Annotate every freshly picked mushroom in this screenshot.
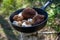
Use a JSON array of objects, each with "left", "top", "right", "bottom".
[
  {"left": 22, "top": 21, "right": 32, "bottom": 27},
  {"left": 18, "top": 12, "right": 22, "bottom": 16},
  {"left": 12, "top": 21, "right": 19, "bottom": 26},
  {"left": 12, "top": 21, "right": 22, "bottom": 26},
  {"left": 32, "top": 14, "right": 45, "bottom": 24},
  {"left": 13, "top": 15, "right": 24, "bottom": 21},
  {"left": 18, "top": 21, "right": 22, "bottom": 26},
  {"left": 22, "top": 7, "right": 37, "bottom": 19},
  {"left": 17, "top": 16, "right": 24, "bottom": 21},
  {"left": 13, "top": 15, "right": 18, "bottom": 21}
]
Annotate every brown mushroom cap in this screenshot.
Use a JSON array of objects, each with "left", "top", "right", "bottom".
[
  {"left": 13, "top": 15, "right": 18, "bottom": 21},
  {"left": 13, "top": 15, "right": 24, "bottom": 21},
  {"left": 22, "top": 8, "right": 37, "bottom": 19},
  {"left": 17, "top": 16, "right": 24, "bottom": 21},
  {"left": 32, "top": 15, "right": 45, "bottom": 24}
]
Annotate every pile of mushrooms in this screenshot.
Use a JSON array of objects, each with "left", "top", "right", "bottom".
[{"left": 12, "top": 8, "right": 45, "bottom": 27}]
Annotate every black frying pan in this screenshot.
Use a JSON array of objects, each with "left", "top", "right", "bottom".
[{"left": 9, "top": 0, "right": 53, "bottom": 33}]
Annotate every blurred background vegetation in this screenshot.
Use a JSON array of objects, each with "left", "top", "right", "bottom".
[{"left": 0, "top": 0, "right": 60, "bottom": 32}]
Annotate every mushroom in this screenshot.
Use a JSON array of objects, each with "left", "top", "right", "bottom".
[
  {"left": 28, "top": 18, "right": 32, "bottom": 22},
  {"left": 13, "top": 15, "right": 18, "bottom": 21},
  {"left": 12, "top": 21, "right": 22, "bottom": 26},
  {"left": 18, "top": 12, "right": 22, "bottom": 16},
  {"left": 22, "top": 7, "right": 37, "bottom": 19},
  {"left": 13, "top": 15, "right": 24, "bottom": 21},
  {"left": 17, "top": 16, "right": 24, "bottom": 21},
  {"left": 12, "top": 21, "right": 19, "bottom": 26},
  {"left": 32, "top": 14, "right": 45, "bottom": 24},
  {"left": 18, "top": 21, "right": 22, "bottom": 26},
  {"left": 22, "top": 21, "right": 32, "bottom": 27},
  {"left": 27, "top": 18, "right": 33, "bottom": 24}
]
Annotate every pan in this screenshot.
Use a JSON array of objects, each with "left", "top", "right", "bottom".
[{"left": 9, "top": 0, "right": 53, "bottom": 33}]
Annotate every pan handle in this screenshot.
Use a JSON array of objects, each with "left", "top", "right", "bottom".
[{"left": 41, "top": 0, "right": 53, "bottom": 10}]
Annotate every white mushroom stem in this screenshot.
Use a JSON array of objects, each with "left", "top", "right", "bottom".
[
  {"left": 28, "top": 18, "right": 33, "bottom": 22},
  {"left": 12, "top": 21, "right": 19, "bottom": 26},
  {"left": 18, "top": 21, "right": 22, "bottom": 26},
  {"left": 18, "top": 12, "right": 22, "bottom": 16},
  {"left": 22, "top": 22, "right": 32, "bottom": 27}
]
